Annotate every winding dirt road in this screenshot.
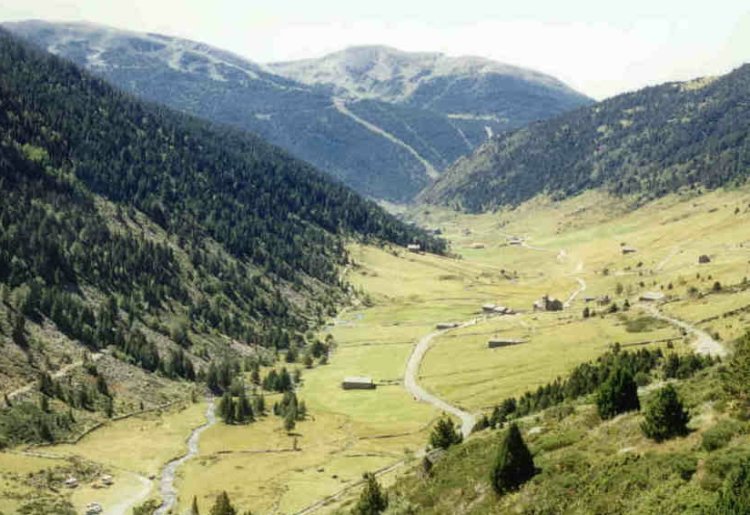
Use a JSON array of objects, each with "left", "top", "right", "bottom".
[
  {"left": 404, "top": 322, "right": 477, "bottom": 439},
  {"left": 640, "top": 303, "right": 727, "bottom": 358},
  {"left": 154, "top": 399, "right": 216, "bottom": 515}
]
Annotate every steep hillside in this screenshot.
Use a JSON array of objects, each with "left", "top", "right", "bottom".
[
  {"left": 384, "top": 342, "right": 749, "bottom": 514},
  {"left": 421, "top": 66, "right": 750, "bottom": 211},
  {"left": 0, "top": 28, "right": 439, "bottom": 445},
  {"left": 5, "top": 22, "right": 591, "bottom": 201}
]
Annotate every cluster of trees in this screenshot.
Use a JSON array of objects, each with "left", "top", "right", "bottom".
[
  {"left": 476, "top": 347, "right": 714, "bottom": 430},
  {"left": 217, "top": 389, "right": 254, "bottom": 425},
  {"left": 429, "top": 415, "right": 463, "bottom": 450},
  {"left": 261, "top": 368, "right": 296, "bottom": 393},
  {"left": 187, "top": 491, "right": 253, "bottom": 515},
  {"left": 424, "top": 62, "right": 750, "bottom": 212},
  {"left": 273, "top": 391, "right": 306, "bottom": 432}
]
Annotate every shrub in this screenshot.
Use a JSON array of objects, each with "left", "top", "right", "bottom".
[
  {"left": 641, "top": 385, "right": 690, "bottom": 442},
  {"left": 701, "top": 419, "right": 745, "bottom": 451},
  {"left": 715, "top": 458, "right": 750, "bottom": 514}
]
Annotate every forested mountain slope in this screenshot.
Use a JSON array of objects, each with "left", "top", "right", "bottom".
[
  {"left": 0, "top": 28, "right": 439, "bottom": 444},
  {"left": 420, "top": 65, "right": 750, "bottom": 211},
  {"left": 5, "top": 21, "right": 591, "bottom": 201}
]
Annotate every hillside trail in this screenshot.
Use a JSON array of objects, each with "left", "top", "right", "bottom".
[
  {"left": 404, "top": 320, "right": 478, "bottom": 439},
  {"left": 154, "top": 398, "right": 216, "bottom": 515},
  {"left": 107, "top": 471, "right": 152, "bottom": 515},
  {"left": 640, "top": 303, "right": 727, "bottom": 358},
  {"left": 332, "top": 98, "right": 440, "bottom": 180}
]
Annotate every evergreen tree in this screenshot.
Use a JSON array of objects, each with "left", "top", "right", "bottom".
[
  {"left": 429, "top": 415, "right": 463, "bottom": 450},
  {"left": 209, "top": 491, "right": 237, "bottom": 515},
  {"left": 491, "top": 423, "right": 536, "bottom": 495},
  {"left": 218, "top": 392, "right": 235, "bottom": 425},
  {"left": 715, "top": 458, "right": 750, "bottom": 514},
  {"left": 596, "top": 367, "right": 640, "bottom": 419},
  {"left": 254, "top": 394, "right": 265, "bottom": 415},
  {"left": 641, "top": 384, "right": 690, "bottom": 441},
  {"left": 12, "top": 314, "right": 27, "bottom": 348},
  {"left": 723, "top": 331, "right": 750, "bottom": 414},
  {"left": 235, "top": 389, "right": 253, "bottom": 424},
  {"left": 283, "top": 407, "right": 296, "bottom": 432},
  {"left": 352, "top": 472, "right": 388, "bottom": 515},
  {"left": 191, "top": 495, "right": 200, "bottom": 515}
]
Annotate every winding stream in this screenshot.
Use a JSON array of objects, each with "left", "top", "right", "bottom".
[{"left": 155, "top": 399, "right": 216, "bottom": 515}]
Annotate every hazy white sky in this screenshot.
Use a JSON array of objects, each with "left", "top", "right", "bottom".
[{"left": 2, "top": 0, "right": 749, "bottom": 99}]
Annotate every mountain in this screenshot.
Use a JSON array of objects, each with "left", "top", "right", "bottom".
[
  {"left": 0, "top": 28, "right": 440, "bottom": 445},
  {"left": 269, "top": 45, "right": 590, "bottom": 123},
  {"left": 420, "top": 66, "right": 750, "bottom": 211},
  {"left": 4, "top": 21, "right": 592, "bottom": 202}
]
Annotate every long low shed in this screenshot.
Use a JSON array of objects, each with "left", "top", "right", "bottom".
[
  {"left": 436, "top": 322, "right": 460, "bottom": 330},
  {"left": 487, "top": 339, "right": 526, "bottom": 349},
  {"left": 341, "top": 376, "right": 376, "bottom": 390}
]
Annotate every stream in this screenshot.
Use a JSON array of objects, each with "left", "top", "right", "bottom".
[{"left": 154, "top": 398, "right": 216, "bottom": 515}]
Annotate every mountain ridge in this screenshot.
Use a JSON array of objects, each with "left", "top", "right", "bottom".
[
  {"left": 5, "top": 20, "right": 592, "bottom": 202},
  {"left": 420, "top": 64, "right": 750, "bottom": 211}
]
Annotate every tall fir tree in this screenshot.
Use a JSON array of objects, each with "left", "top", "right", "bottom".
[
  {"left": 352, "top": 472, "right": 388, "bottom": 515},
  {"left": 641, "top": 384, "right": 690, "bottom": 441},
  {"left": 596, "top": 367, "right": 640, "bottom": 419},
  {"left": 209, "top": 491, "right": 237, "bottom": 515},
  {"left": 429, "top": 415, "right": 463, "bottom": 450},
  {"left": 491, "top": 423, "right": 536, "bottom": 495}
]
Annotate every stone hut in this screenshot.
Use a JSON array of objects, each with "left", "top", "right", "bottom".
[
  {"left": 341, "top": 376, "right": 376, "bottom": 390},
  {"left": 487, "top": 338, "right": 526, "bottom": 349}
]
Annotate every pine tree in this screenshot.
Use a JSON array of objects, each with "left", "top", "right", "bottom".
[
  {"left": 284, "top": 407, "right": 296, "bottom": 432},
  {"left": 429, "top": 415, "right": 463, "bottom": 449},
  {"left": 715, "top": 458, "right": 750, "bottom": 514},
  {"left": 209, "top": 491, "right": 237, "bottom": 515},
  {"left": 491, "top": 423, "right": 536, "bottom": 495},
  {"left": 191, "top": 495, "right": 200, "bottom": 515},
  {"left": 12, "top": 314, "right": 27, "bottom": 348},
  {"left": 219, "top": 392, "right": 235, "bottom": 425},
  {"left": 352, "top": 472, "right": 388, "bottom": 515},
  {"left": 723, "top": 331, "right": 750, "bottom": 413},
  {"left": 641, "top": 384, "right": 690, "bottom": 441},
  {"left": 254, "top": 394, "right": 265, "bottom": 415},
  {"left": 596, "top": 367, "right": 640, "bottom": 419}
]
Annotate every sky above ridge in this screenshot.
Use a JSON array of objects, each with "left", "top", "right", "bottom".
[{"left": 2, "top": 0, "right": 749, "bottom": 99}]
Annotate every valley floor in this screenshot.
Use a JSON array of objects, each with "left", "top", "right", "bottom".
[{"left": 3, "top": 187, "right": 750, "bottom": 513}]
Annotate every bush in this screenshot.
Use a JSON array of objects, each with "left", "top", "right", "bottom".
[
  {"left": 702, "top": 419, "right": 745, "bottom": 451},
  {"left": 491, "top": 423, "right": 536, "bottom": 495},
  {"left": 641, "top": 385, "right": 690, "bottom": 441},
  {"left": 715, "top": 458, "right": 750, "bottom": 513}
]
